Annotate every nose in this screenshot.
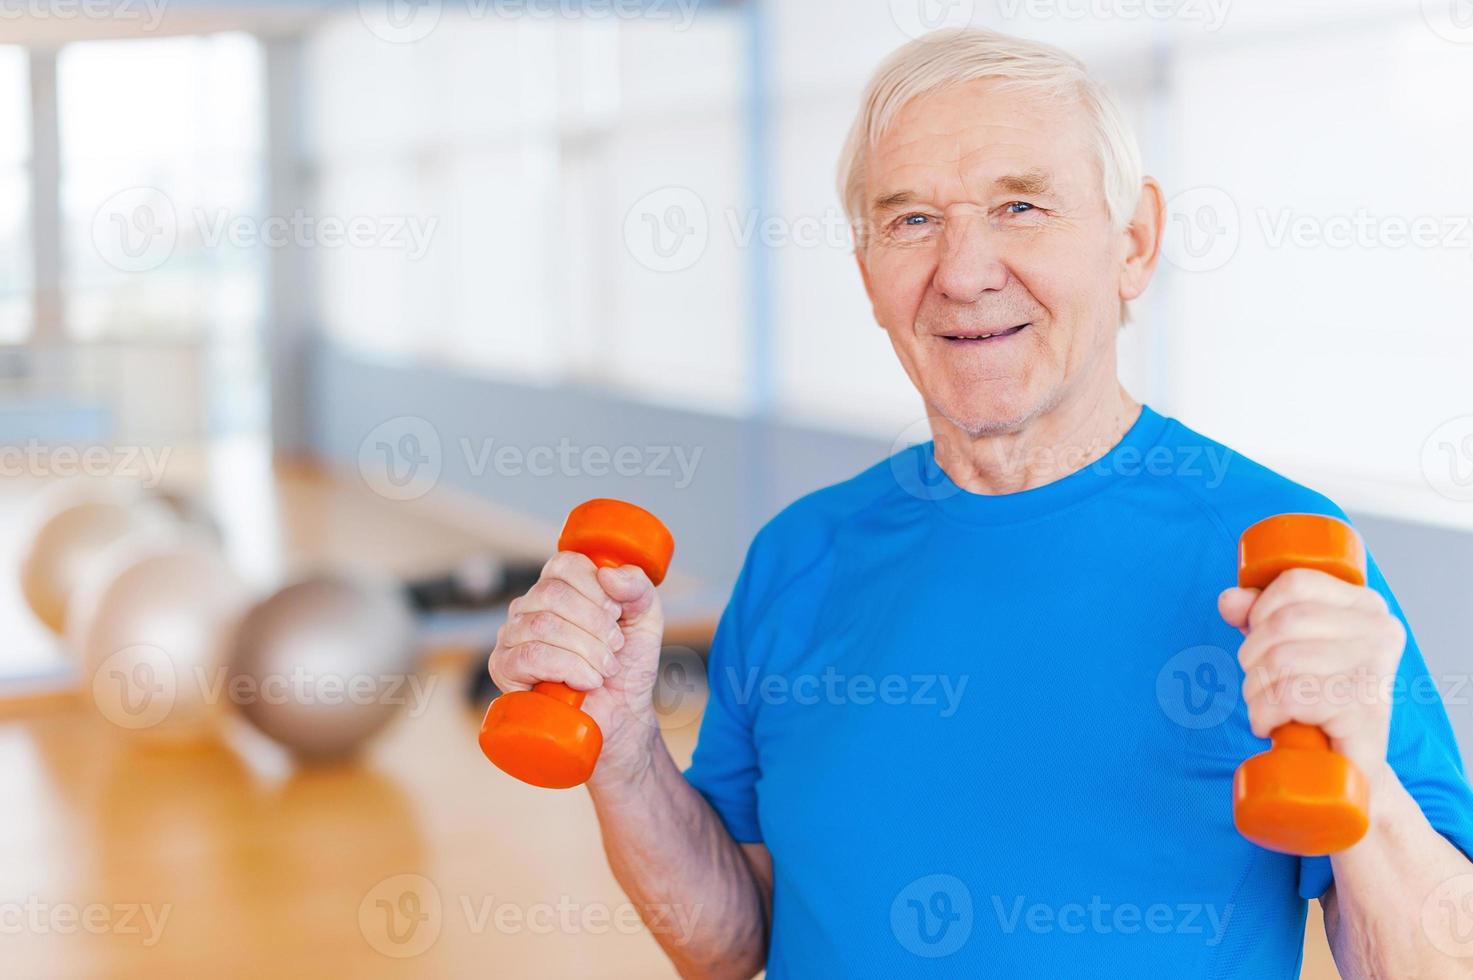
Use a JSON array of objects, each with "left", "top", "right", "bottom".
[{"left": 933, "top": 210, "right": 1008, "bottom": 303}]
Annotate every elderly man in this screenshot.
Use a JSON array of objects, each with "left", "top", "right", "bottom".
[{"left": 488, "top": 28, "right": 1473, "bottom": 978}]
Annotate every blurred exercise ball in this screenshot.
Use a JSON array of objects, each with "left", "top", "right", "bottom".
[
  {"left": 229, "top": 574, "right": 417, "bottom": 762},
  {"left": 19, "top": 487, "right": 175, "bottom": 635},
  {"left": 81, "top": 544, "right": 250, "bottom": 743},
  {"left": 65, "top": 521, "right": 202, "bottom": 658}
]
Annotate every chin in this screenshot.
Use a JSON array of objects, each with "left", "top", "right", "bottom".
[{"left": 933, "top": 386, "right": 1049, "bottom": 439}]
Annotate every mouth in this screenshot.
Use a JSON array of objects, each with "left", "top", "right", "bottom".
[{"left": 939, "top": 323, "right": 1029, "bottom": 345}]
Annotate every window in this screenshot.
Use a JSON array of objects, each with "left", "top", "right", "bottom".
[
  {"left": 58, "top": 33, "right": 265, "bottom": 340},
  {"left": 304, "top": 12, "right": 752, "bottom": 412},
  {"left": 0, "top": 47, "right": 30, "bottom": 343}
]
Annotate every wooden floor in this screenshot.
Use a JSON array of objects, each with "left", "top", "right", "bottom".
[
  {"left": 0, "top": 440, "right": 1340, "bottom": 979},
  {"left": 2, "top": 663, "right": 701, "bottom": 978}
]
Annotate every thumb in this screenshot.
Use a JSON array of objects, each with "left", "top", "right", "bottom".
[
  {"left": 1218, "top": 586, "right": 1258, "bottom": 635},
  {"left": 597, "top": 565, "right": 663, "bottom": 636}
]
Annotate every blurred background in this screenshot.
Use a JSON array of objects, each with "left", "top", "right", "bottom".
[{"left": 0, "top": 0, "right": 1470, "bottom": 976}]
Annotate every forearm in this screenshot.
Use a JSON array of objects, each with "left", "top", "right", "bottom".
[
  {"left": 1325, "top": 765, "right": 1473, "bottom": 978},
  {"left": 589, "top": 734, "right": 769, "bottom": 979}
]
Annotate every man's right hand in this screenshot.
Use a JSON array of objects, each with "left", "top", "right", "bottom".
[{"left": 487, "top": 551, "right": 666, "bottom": 785}]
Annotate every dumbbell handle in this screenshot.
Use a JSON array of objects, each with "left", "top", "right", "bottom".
[
  {"left": 529, "top": 500, "right": 674, "bottom": 712},
  {"left": 532, "top": 556, "right": 628, "bottom": 712},
  {"left": 1238, "top": 513, "right": 1367, "bottom": 751}
]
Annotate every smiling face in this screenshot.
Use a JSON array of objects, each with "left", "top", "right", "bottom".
[{"left": 856, "top": 78, "right": 1140, "bottom": 437}]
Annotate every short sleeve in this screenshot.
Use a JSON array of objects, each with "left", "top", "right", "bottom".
[
  {"left": 683, "top": 539, "right": 764, "bottom": 843},
  {"left": 1299, "top": 553, "right": 1473, "bottom": 899}
]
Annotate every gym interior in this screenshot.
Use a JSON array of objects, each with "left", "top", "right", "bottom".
[{"left": 1, "top": 2, "right": 1470, "bottom": 977}]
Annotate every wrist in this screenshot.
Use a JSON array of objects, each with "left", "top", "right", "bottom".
[{"left": 587, "top": 725, "right": 665, "bottom": 801}]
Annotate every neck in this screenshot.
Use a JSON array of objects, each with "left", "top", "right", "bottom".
[{"left": 930, "top": 375, "right": 1141, "bottom": 495}]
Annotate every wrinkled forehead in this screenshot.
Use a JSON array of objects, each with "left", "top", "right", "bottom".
[{"left": 866, "top": 78, "right": 1100, "bottom": 208}]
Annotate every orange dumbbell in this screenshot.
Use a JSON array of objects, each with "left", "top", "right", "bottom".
[
  {"left": 1233, "top": 513, "right": 1370, "bottom": 855},
  {"left": 479, "top": 499, "right": 674, "bottom": 789}
]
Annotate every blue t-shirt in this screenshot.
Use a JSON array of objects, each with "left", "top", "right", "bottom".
[{"left": 684, "top": 405, "right": 1473, "bottom": 978}]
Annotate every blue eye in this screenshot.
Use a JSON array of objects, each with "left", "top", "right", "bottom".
[
  {"left": 902, "top": 214, "right": 929, "bottom": 225},
  {"left": 1007, "top": 201, "right": 1035, "bottom": 213}
]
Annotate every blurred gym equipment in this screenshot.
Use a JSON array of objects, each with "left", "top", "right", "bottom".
[
  {"left": 402, "top": 553, "right": 543, "bottom": 614},
  {"left": 79, "top": 541, "right": 251, "bottom": 742},
  {"left": 19, "top": 486, "right": 177, "bottom": 636},
  {"left": 229, "top": 573, "right": 417, "bottom": 761}
]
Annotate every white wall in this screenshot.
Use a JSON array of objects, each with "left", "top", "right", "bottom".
[{"left": 301, "top": 0, "right": 1473, "bottom": 531}]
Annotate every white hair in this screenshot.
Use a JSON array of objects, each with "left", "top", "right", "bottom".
[{"left": 837, "top": 27, "right": 1143, "bottom": 248}]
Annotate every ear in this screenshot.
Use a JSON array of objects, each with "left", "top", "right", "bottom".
[{"left": 1119, "top": 176, "right": 1166, "bottom": 305}]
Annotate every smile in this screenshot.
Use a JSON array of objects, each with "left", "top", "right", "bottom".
[{"left": 940, "top": 324, "right": 1029, "bottom": 343}]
